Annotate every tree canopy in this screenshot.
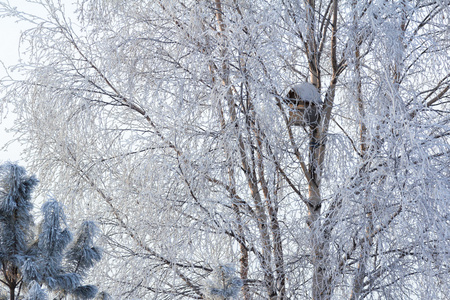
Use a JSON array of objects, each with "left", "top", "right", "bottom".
[{"left": 0, "top": 0, "right": 449, "bottom": 299}]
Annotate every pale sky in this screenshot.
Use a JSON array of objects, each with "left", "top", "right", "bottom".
[
  {"left": 0, "top": 0, "right": 70, "bottom": 164},
  {"left": 0, "top": 0, "right": 29, "bottom": 163}
]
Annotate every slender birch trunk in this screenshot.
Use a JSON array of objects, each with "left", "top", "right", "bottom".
[
  {"left": 214, "top": 1, "right": 276, "bottom": 298},
  {"left": 305, "top": 0, "right": 339, "bottom": 298}
]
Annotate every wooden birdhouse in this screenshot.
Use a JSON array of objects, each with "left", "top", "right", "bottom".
[{"left": 284, "top": 83, "right": 322, "bottom": 127}]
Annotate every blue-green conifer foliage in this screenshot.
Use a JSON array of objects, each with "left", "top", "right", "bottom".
[{"left": 0, "top": 163, "right": 102, "bottom": 300}]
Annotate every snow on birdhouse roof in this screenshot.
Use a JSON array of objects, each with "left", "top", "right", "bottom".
[{"left": 288, "top": 82, "right": 322, "bottom": 104}]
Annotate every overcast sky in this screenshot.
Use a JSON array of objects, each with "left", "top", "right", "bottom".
[
  {"left": 0, "top": 0, "right": 29, "bottom": 163},
  {"left": 0, "top": 0, "right": 73, "bottom": 164}
]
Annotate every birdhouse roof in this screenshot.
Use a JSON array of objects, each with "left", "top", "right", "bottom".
[{"left": 286, "top": 83, "right": 322, "bottom": 105}]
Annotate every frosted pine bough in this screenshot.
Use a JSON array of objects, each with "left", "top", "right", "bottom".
[
  {"left": 0, "top": 163, "right": 102, "bottom": 300},
  {"left": 24, "top": 282, "right": 47, "bottom": 300},
  {"left": 202, "top": 265, "right": 243, "bottom": 300}
]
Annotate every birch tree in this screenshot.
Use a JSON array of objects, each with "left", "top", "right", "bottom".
[{"left": 1, "top": 0, "right": 449, "bottom": 299}]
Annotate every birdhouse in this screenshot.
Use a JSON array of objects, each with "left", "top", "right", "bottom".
[{"left": 284, "top": 83, "right": 322, "bottom": 127}]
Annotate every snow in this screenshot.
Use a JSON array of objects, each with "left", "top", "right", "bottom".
[{"left": 291, "top": 82, "right": 322, "bottom": 104}]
